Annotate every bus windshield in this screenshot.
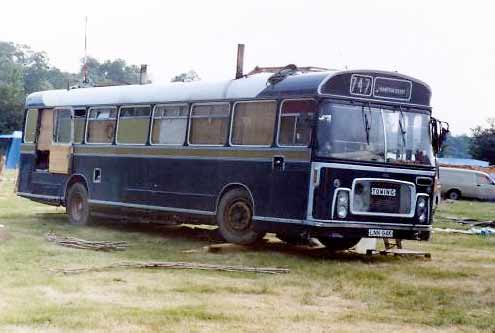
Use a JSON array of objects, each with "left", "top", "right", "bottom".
[{"left": 316, "top": 101, "right": 434, "bottom": 166}]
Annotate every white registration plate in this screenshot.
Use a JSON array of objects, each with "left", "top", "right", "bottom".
[{"left": 368, "top": 229, "right": 394, "bottom": 238}]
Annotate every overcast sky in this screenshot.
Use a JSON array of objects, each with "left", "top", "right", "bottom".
[{"left": 1, "top": 0, "right": 493, "bottom": 134}]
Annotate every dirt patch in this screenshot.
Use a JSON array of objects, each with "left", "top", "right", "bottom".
[{"left": 0, "top": 227, "right": 11, "bottom": 242}]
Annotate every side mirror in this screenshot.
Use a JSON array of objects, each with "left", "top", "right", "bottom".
[{"left": 431, "top": 118, "right": 449, "bottom": 154}]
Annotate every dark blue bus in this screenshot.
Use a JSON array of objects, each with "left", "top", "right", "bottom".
[{"left": 17, "top": 68, "right": 447, "bottom": 250}]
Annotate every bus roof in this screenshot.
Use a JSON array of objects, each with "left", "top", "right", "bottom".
[{"left": 25, "top": 69, "right": 431, "bottom": 109}]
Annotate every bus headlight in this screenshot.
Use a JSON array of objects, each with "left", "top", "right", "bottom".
[
  {"left": 336, "top": 191, "right": 349, "bottom": 219},
  {"left": 416, "top": 197, "right": 428, "bottom": 223}
]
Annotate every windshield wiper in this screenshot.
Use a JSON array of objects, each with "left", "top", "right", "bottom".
[
  {"left": 361, "top": 105, "right": 371, "bottom": 145},
  {"left": 398, "top": 108, "right": 407, "bottom": 153}
]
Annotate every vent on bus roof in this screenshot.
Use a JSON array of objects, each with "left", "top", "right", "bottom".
[
  {"left": 267, "top": 64, "right": 298, "bottom": 85},
  {"left": 247, "top": 64, "right": 328, "bottom": 85}
]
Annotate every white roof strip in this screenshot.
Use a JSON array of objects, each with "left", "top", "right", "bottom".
[{"left": 26, "top": 73, "right": 274, "bottom": 108}]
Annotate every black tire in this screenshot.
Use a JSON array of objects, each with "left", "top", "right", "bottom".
[
  {"left": 216, "top": 188, "right": 265, "bottom": 245},
  {"left": 318, "top": 237, "right": 361, "bottom": 252},
  {"left": 447, "top": 189, "right": 461, "bottom": 201},
  {"left": 66, "top": 183, "right": 92, "bottom": 225}
]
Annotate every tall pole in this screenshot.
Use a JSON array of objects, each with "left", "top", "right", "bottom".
[{"left": 82, "top": 16, "right": 89, "bottom": 84}]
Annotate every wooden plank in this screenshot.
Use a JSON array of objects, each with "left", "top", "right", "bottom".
[
  {"left": 37, "top": 109, "right": 54, "bottom": 151},
  {"left": 49, "top": 145, "right": 72, "bottom": 174}
]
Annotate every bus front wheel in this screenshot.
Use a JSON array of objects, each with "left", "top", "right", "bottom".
[
  {"left": 216, "top": 188, "right": 265, "bottom": 245},
  {"left": 66, "top": 183, "right": 92, "bottom": 225}
]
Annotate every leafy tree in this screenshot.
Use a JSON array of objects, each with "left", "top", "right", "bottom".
[
  {"left": 83, "top": 57, "right": 141, "bottom": 86},
  {"left": 470, "top": 119, "right": 495, "bottom": 165},
  {"left": 171, "top": 70, "right": 200, "bottom": 82},
  {"left": 0, "top": 40, "right": 146, "bottom": 134},
  {"left": 0, "top": 42, "right": 25, "bottom": 133},
  {"left": 438, "top": 134, "right": 472, "bottom": 158}
]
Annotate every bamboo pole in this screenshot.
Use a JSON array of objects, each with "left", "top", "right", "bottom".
[{"left": 50, "top": 261, "right": 289, "bottom": 275}]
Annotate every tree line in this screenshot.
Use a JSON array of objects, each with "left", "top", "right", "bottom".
[
  {"left": 0, "top": 41, "right": 145, "bottom": 134},
  {"left": 0, "top": 40, "right": 202, "bottom": 135},
  {"left": 439, "top": 120, "right": 495, "bottom": 165}
]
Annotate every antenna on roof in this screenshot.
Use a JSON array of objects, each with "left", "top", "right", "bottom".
[{"left": 82, "top": 16, "right": 89, "bottom": 84}]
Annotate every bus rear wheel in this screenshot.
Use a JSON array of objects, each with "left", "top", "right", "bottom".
[
  {"left": 66, "top": 183, "right": 92, "bottom": 225},
  {"left": 216, "top": 188, "right": 265, "bottom": 245},
  {"left": 318, "top": 237, "right": 361, "bottom": 252}
]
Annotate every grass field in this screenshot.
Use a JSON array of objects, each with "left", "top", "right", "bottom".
[{"left": 1, "top": 171, "right": 494, "bottom": 333}]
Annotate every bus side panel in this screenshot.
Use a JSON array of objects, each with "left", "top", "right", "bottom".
[
  {"left": 18, "top": 149, "right": 68, "bottom": 198},
  {"left": 31, "top": 172, "right": 68, "bottom": 197},
  {"left": 72, "top": 155, "right": 126, "bottom": 203},
  {"left": 18, "top": 152, "right": 36, "bottom": 193},
  {"left": 146, "top": 157, "right": 310, "bottom": 220},
  {"left": 72, "top": 154, "right": 310, "bottom": 221},
  {"left": 268, "top": 161, "right": 311, "bottom": 220}
]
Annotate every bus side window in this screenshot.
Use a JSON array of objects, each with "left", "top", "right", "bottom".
[
  {"left": 117, "top": 105, "right": 151, "bottom": 145},
  {"left": 86, "top": 107, "right": 117, "bottom": 144},
  {"left": 189, "top": 103, "right": 230, "bottom": 145},
  {"left": 278, "top": 100, "right": 316, "bottom": 147},
  {"left": 24, "top": 109, "right": 39, "bottom": 143},
  {"left": 53, "top": 108, "right": 72, "bottom": 144},
  {"left": 151, "top": 104, "right": 188, "bottom": 145},
  {"left": 231, "top": 101, "right": 277, "bottom": 146},
  {"left": 73, "top": 109, "right": 87, "bottom": 144}
]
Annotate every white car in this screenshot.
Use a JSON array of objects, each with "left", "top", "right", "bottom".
[{"left": 439, "top": 167, "right": 495, "bottom": 201}]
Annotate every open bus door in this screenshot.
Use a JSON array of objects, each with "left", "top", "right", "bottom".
[
  {"left": 35, "top": 108, "right": 73, "bottom": 174},
  {"left": 50, "top": 108, "right": 74, "bottom": 174}
]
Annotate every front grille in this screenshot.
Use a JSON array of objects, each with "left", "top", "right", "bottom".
[{"left": 351, "top": 179, "right": 415, "bottom": 216}]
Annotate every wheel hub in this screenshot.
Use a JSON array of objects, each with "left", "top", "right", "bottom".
[
  {"left": 71, "top": 194, "right": 83, "bottom": 221},
  {"left": 227, "top": 201, "right": 251, "bottom": 231}
]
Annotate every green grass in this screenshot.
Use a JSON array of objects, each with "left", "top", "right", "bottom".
[{"left": 1, "top": 171, "right": 495, "bottom": 332}]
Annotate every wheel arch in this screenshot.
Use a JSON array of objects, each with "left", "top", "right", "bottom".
[
  {"left": 215, "top": 183, "right": 256, "bottom": 216},
  {"left": 63, "top": 174, "right": 90, "bottom": 205}
]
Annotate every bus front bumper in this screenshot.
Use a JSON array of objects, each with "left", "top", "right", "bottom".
[
  {"left": 254, "top": 219, "right": 432, "bottom": 241},
  {"left": 308, "top": 223, "right": 432, "bottom": 241}
]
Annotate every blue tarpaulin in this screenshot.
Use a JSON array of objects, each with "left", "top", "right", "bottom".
[
  {"left": 0, "top": 131, "right": 22, "bottom": 169},
  {"left": 438, "top": 157, "right": 490, "bottom": 168}
]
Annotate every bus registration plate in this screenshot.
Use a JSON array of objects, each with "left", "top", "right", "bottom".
[{"left": 368, "top": 229, "right": 394, "bottom": 238}]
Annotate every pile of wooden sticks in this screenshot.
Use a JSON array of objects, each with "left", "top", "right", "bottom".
[
  {"left": 50, "top": 261, "right": 289, "bottom": 275},
  {"left": 46, "top": 232, "right": 128, "bottom": 251}
]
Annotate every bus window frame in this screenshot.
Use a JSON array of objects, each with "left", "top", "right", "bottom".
[
  {"left": 85, "top": 106, "right": 118, "bottom": 145},
  {"left": 115, "top": 104, "right": 152, "bottom": 146},
  {"left": 229, "top": 99, "right": 278, "bottom": 148},
  {"left": 150, "top": 103, "right": 189, "bottom": 146},
  {"left": 23, "top": 108, "right": 39, "bottom": 144},
  {"left": 52, "top": 107, "right": 74, "bottom": 146},
  {"left": 73, "top": 108, "right": 88, "bottom": 144},
  {"left": 276, "top": 98, "right": 316, "bottom": 148},
  {"left": 187, "top": 102, "right": 231, "bottom": 147}
]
